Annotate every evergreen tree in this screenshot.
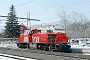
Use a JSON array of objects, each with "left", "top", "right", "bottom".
[{"left": 5, "top": 5, "right": 20, "bottom": 38}]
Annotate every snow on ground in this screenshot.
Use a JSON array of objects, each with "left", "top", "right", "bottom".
[
  {"left": 70, "top": 42, "right": 90, "bottom": 49},
  {"left": 1, "top": 40, "right": 90, "bottom": 55},
  {"left": 71, "top": 45, "right": 90, "bottom": 49},
  {"left": 0, "top": 41, "right": 37, "bottom": 60},
  {"left": 0, "top": 41, "right": 18, "bottom": 48},
  {"left": 70, "top": 42, "right": 90, "bottom": 54}
]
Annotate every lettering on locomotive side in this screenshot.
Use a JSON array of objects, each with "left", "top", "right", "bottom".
[{"left": 33, "top": 36, "right": 39, "bottom": 43}]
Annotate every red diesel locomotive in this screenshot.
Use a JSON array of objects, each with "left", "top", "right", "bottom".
[{"left": 17, "top": 29, "right": 71, "bottom": 52}]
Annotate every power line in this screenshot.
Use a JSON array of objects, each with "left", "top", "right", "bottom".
[
  {"left": 0, "top": 15, "right": 40, "bottom": 21},
  {"left": 1, "top": 0, "right": 90, "bottom": 16},
  {"left": 30, "top": 0, "right": 90, "bottom": 22},
  {"left": 0, "top": 19, "right": 27, "bottom": 22},
  {"left": 0, "top": 0, "right": 37, "bottom": 23},
  {"left": 15, "top": 0, "right": 36, "bottom": 7},
  {"left": 31, "top": 0, "right": 90, "bottom": 15},
  {"left": 62, "top": 0, "right": 90, "bottom": 8},
  {"left": 1, "top": 0, "right": 90, "bottom": 22},
  {"left": 0, "top": 0, "right": 36, "bottom": 13}
]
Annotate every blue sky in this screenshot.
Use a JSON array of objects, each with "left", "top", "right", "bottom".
[{"left": 0, "top": 0, "right": 90, "bottom": 31}]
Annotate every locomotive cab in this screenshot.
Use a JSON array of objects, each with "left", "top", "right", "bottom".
[{"left": 17, "top": 29, "right": 41, "bottom": 49}]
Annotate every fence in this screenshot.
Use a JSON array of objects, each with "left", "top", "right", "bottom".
[{"left": 0, "top": 38, "right": 18, "bottom": 47}]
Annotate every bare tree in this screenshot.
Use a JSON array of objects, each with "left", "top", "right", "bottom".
[
  {"left": 58, "top": 9, "right": 69, "bottom": 33},
  {"left": 68, "top": 12, "right": 80, "bottom": 39},
  {"left": 58, "top": 10, "right": 90, "bottom": 40},
  {"left": 78, "top": 14, "right": 88, "bottom": 39},
  {"left": 67, "top": 12, "right": 90, "bottom": 39},
  {"left": 85, "top": 21, "right": 90, "bottom": 38}
]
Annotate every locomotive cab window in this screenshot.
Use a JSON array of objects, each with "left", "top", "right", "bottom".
[
  {"left": 47, "top": 30, "right": 53, "bottom": 32},
  {"left": 24, "top": 30, "right": 30, "bottom": 34}
]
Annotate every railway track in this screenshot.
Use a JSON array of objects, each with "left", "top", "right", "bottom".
[
  {"left": 0, "top": 38, "right": 89, "bottom": 60},
  {"left": 0, "top": 47, "right": 89, "bottom": 60},
  {"left": 0, "top": 53, "right": 36, "bottom": 60}
]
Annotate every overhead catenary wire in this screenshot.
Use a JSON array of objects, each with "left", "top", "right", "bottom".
[
  {"left": 31, "top": 0, "right": 90, "bottom": 15},
  {"left": 1, "top": 0, "right": 90, "bottom": 16},
  {"left": 29, "top": 0, "right": 90, "bottom": 21},
  {"left": 1, "top": 0, "right": 90, "bottom": 18},
  {"left": 14, "top": 0, "right": 36, "bottom": 7},
  {"left": 62, "top": 0, "right": 90, "bottom": 8},
  {"left": 0, "top": 15, "right": 40, "bottom": 21},
  {"left": 0, "top": 0, "right": 90, "bottom": 23},
  {"left": 0, "top": 0, "right": 36, "bottom": 13},
  {"left": 0, "top": 0, "right": 37, "bottom": 23},
  {"left": 0, "top": 19, "right": 27, "bottom": 22}
]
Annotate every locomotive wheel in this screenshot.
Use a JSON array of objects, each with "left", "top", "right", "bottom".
[
  {"left": 37, "top": 45, "right": 41, "bottom": 50},
  {"left": 44, "top": 46, "right": 46, "bottom": 51},
  {"left": 17, "top": 43, "right": 19, "bottom": 47},
  {"left": 36, "top": 44, "right": 39, "bottom": 50},
  {"left": 45, "top": 46, "right": 50, "bottom": 51},
  {"left": 40, "top": 45, "right": 43, "bottom": 50},
  {"left": 20, "top": 44, "right": 23, "bottom": 49},
  {"left": 48, "top": 46, "right": 52, "bottom": 51},
  {"left": 37, "top": 44, "right": 42, "bottom": 50},
  {"left": 27, "top": 44, "right": 30, "bottom": 49}
]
